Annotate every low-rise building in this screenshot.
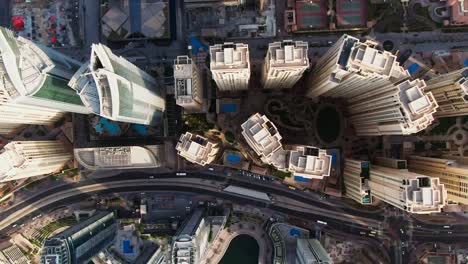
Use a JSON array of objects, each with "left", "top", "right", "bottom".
[
  {"left": 74, "top": 145, "right": 165, "bottom": 170},
  {"left": 40, "top": 211, "right": 117, "bottom": 264}
]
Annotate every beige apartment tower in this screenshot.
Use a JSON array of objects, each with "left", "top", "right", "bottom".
[
  {"left": 0, "top": 141, "right": 71, "bottom": 182},
  {"left": 287, "top": 145, "right": 332, "bottom": 180},
  {"left": 369, "top": 158, "right": 447, "bottom": 214},
  {"left": 262, "top": 40, "right": 309, "bottom": 90},
  {"left": 306, "top": 35, "right": 437, "bottom": 136},
  {"left": 176, "top": 132, "right": 219, "bottom": 166},
  {"left": 348, "top": 79, "right": 438, "bottom": 136},
  {"left": 424, "top": 68, "right": 468, "bottom": 118},
  {"left": 174, "top": 55, "right": 204, "bottom": 112},
  {"left": 210, "top": 42, "right": 250, "bottom": 92},
  {"left": 241, "top": 113, "right": 283, "bottom": 165},
  {"left": 343, "top": 159, "right": 372, "bottom": 204},
  {"left": 306, "top": 35, "right": 408, "bottom": 99},
  {"left": 408, "top": 155, "right": 468, "bottom": 205}
]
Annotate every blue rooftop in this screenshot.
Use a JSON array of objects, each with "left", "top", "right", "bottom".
[
  {"left": 129, "top": 0, "right": 141, "bottom": 33},
  {"left": 464, "top": 59, "right": 468, "bottom": 67},
  {"left": 226, "top": 153, "right": 241, "bottom": 163},
  {"left": 94, "top": 118, "right": 121, "bottom": 136},
  {"left": 294, "top": 176, "right": 310, "bottom": 182},
  {"left": 407, "top": 63, "right": 420, "bottom": 75},
  {"left": 132, "top": 124, "right": 149, "bottom": 135},
  {"left": 123, "top": 240, "right": 133, "bottom": 254},
  {"left": 219, "top": 103, "right": 237, "bottom": 113},
  {"left": 189, "top": 36, "right": 208, "bottom": 55},
  {"left": 289, "top": 228, "right": 301, "bottom": 237}
]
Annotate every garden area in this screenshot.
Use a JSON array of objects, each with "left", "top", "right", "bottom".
[
  {"left": 182, "top": 113, "right": 214, "bottom": 133},
  {"left": 30, "top": 217, "right": 77, "bottom": 246}
]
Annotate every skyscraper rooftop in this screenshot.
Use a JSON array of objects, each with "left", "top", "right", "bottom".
[{"left": 69, "top": 43, "right": 165, "bottom": 125}]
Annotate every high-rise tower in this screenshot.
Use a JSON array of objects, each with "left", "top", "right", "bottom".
[
  {"left": 0, "top": 27, "right": 88, "bottom": 134},
  {"left": 348, "top": 79, "right": 438, "bottom": 136},
  {"left": 424, "top": 68, "right": 468, "bottom": 118},
  {"left": 306, "top": 35, "right": 408, "bottom": 99},
  {"left": 306, "top": 35, "right": 438, "bottom": 136},
  {"left": 69, "top": 44, "right": 165, "bottom": 125},
  {"left": 262, "top": 40, "right": 309, "bottom": 90},
  {"left": 408, "top": 155, "right": 468, "bottom": 205},
  {"left": 173, "top": 55, "right": 204, "bottom": 112},
  {"left": 369, "top": 157, "right": 447, "bottom": 214},
  {"left": 0, "top": 141, "right": 71, "bottom": 182},
  {"left": 210, "top": 42, "right": 250, "bottom": 92}
]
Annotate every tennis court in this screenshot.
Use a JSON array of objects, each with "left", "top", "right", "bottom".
[{"left": 336, "top": 0, "right": 366, "bottom": 26}]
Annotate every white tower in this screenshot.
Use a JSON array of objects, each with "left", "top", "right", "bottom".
[
  {"left": 210, "top": 42, "right": 250, "bottom": 92},
  {"left": 262, "top": 40, "right": 309, "bottom": 90},
  {"left": 69, "top": 44, "right": 165, "bottom": 125}
]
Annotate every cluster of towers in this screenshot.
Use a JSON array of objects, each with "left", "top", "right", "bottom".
[
  {"left": 2, "top": 25, "right": 468, "bottom": 210},
  {"left": 175, "top": 35, "right": 468, "bottom": 137},
  {"left": 172, "top": 36, "right": 468, "bottom": 212},
  {"left": 0, "top": 27, "right": 166, "bottom": 183}
]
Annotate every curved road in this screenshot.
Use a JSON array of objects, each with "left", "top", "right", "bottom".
[{"left": 0, "top": 172, "right": 467, "bottom": 245}]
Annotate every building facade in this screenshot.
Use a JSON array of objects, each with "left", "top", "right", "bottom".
[
  {"left": 306, "top": 35, "right": 437, "bottom": 136},
  {"left": 0, "top": 141, "right": 71, "bottom": 182},
  {"left": 74, "top": 145, "right": 165, "bottom": 170},
  {"left": 176, "top": 132, "right": 219, "bottom": 166},
  {"left": 0, "top": 27, "right": 87, "bottom": 134},
  {"left": 173, "top": 55, "right": 204, "bottom": 112},
  {"left": 287, "top": 145, "right": 332, "bottom": 179},
  {"left": 241, "top": 113, "right": 283, "bottom": 165},
  {"left": 40, "top": 211, "right": 117, "bottom": 264},
  {"left": 296, "top": 239, "right": 333, "bottom": 264},
  {"left": 262, "top": 40, "right": 309, "bottom": 90},
  {"left": 306, "top": 35, "right": 407, "bottom": 99},
  {"left": 408, "top": 155, "right": 468, "bottom": 205},
  {"left": 69, "top": 43, "right": 165, "bottom": 125},
  {"left": 369, "top": 158, "right": 447, "bottom": 214},
  {"left": 171, "top": 210, "right": 210, "bottom": 264},
  {"left": 348, "top": 79, "right": 438, "bottom": 136},
  {"left": 0, "top": 27, "right": 88, "bottom": 113},
  {"left": 424, "top": 68, "right": 468, "bottom": 117},
  {"left": 210, "top": 42, "right": 250, "bottom": 92},
  {"left": 343, "top": 159, "right": 372, "bottom": 204}
]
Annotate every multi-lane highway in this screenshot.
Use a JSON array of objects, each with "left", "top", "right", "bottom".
[{"left": 1, "top": 171, "right": 467, "bottom": 264}]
